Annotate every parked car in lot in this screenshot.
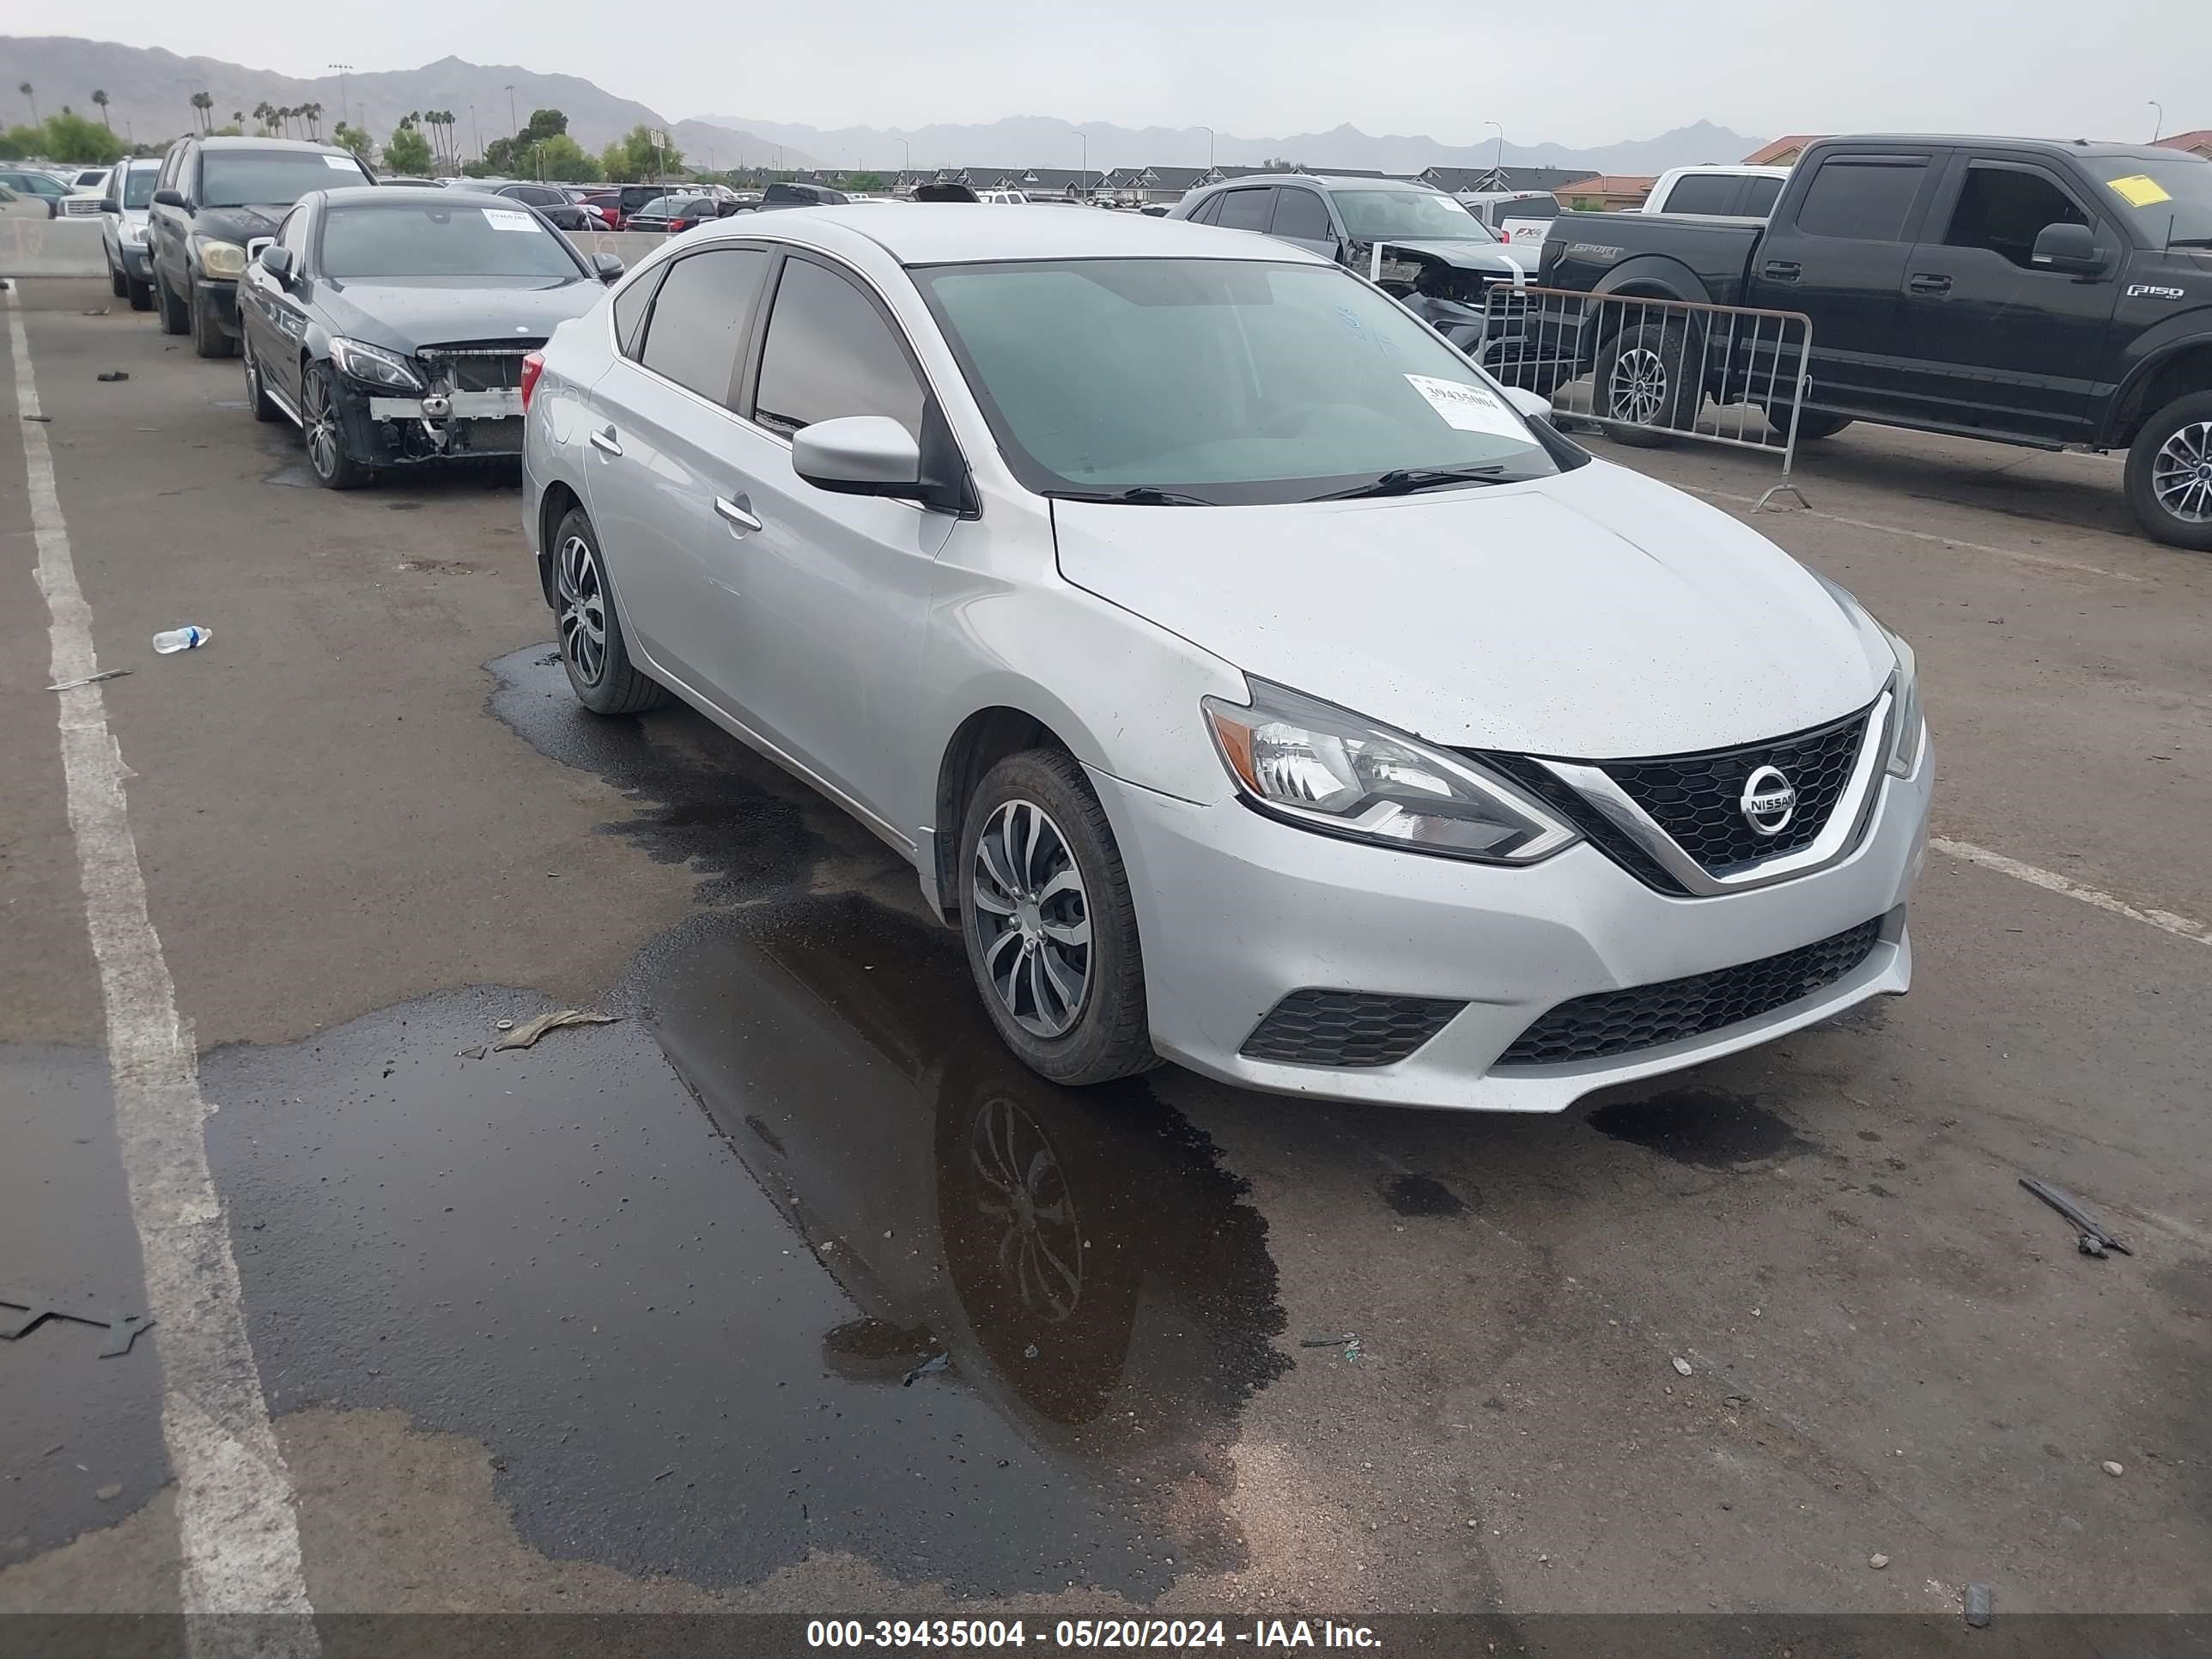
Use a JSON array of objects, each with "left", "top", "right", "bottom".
[
  {"left": 1169, "top": 174, "right": 1534, "bottom": 368},
  {"left": 0, "top": 167, "right": 69, "bottom": 216},
  {"left": 0, "top": 183, "right": 45, "bottom": 219},
  {"left": 624, "top": 193, "right": 725, "bottom": 233},
  {"left": 1455, "top": 188, "right": 1559, "bottom": 246},
  {"left": 1541, "top": 135, "right": 2212, "bottom": 547},
  {"left": 238, "top": 185, "right": 623, "bottom": 489},
  {"left": 1641, "top": 165, "right": 1792, "bottom": 219},
  {"left": 147, "top": 135, "right": 377, "bottom": 357},
  {"left": 60, "top": 167, "right": 112, "bottom": 218},
  {"left": 100, "top": 156, "right": 162, "bottom": 310},
  {"left": 488, "top": 181, "right": 593, "bottom": 230},
  {"left": 521, "top": 207, "right": 1930, "bottom": 1109}
]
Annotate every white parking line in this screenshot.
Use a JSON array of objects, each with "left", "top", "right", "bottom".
[
  {"left": 1682, "top": 484, "right": 2145, "bottom": 583},
  {"left": 6, "top": 291, "right": 320, "bottom": 1642},
  {"left": 1934, "top": 837, "right": 2212, "bottom": 947}
]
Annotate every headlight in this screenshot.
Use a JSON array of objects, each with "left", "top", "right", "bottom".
[
  {"left": 1203, "top": 679, "right": 1578, "bottom": 864},
  {"left": 1881, "top": 626, "right": 1924, "bottom": 778},
  {"left": 193, "top": 237, "right": 247, "bottom": 277},
  {"left": 327, "top": 337, "right": 424, "bottom": 392},
  {"left": 120, "top": 220, "right": 147, "bottom": 244}
]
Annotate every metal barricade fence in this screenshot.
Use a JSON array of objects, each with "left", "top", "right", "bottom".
[{"left": 1478, "top": 285, "right": 1817, "bottom": 511}]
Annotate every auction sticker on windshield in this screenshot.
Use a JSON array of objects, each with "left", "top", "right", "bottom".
[
  {"left": 484, "top": 208, "right": 539, "bottom": 232},
  {"left": 2107, "top": 173, "right": 2173, "bottom": 208},
  {"left": 323, "top": 154, "right": 360, "bottom": 171},
  {"left": 1404, "top": 374, "right": 1524, "bottom": 438}
]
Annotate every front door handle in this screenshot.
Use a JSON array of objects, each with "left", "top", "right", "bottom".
[
  {"left": 714, "top": 495, "right": 763, "bottom": 533},
  {"left": 1907, "top": 273, "right": 1953, "bottom": 296},
  {"left": 589, "top": 426, "right": 623, "bottom": 458},
  {"left": 1760, "top": 260, "right": 1802, "bottom": 283}
]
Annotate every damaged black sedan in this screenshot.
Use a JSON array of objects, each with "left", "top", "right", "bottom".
[{"left": 236, "top": 186, "right": 623, "bottom": 489}]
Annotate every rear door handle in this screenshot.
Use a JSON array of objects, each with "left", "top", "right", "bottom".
[
  {"left": 589, "top": 426, "right": 623, "bottom": 457},
  {"left": 1760, "top": 260, "right": 1802, "bottom": 283},
  {"left": 714, "top": 495, "right": 762, "bottom": 533},
  {"left": 1908, "top": 273, "right": 1953, "bottom": 296}
]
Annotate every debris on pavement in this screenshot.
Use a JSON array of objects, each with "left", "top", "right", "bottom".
[
  {"left": 1300, "top": 1334, "right": 1357, "bottom": 1348},
  {"left": 95, "top": 1485, "right": 122, "bottom": 1501},
  {"left": 2020, "top": 1176, "right": 2132, "bottom": 1257},
  {"left": 96, "top": 371, "right": 129, "bottom": 382},
  {"left": 493, "top": 1009, "right": 621, "bottom": 1051},
  {"left": 152, "top": 626, "right": 212, "bottom": 654},
  {"left": 0, "top": 1289, "right": 155, "bottom": 1358},
  {"left": 1964, "top": 1583, "right": 1992, "bottom": 1628},
  {"left": 1869, "top": 1553, "right": 1889, "bottom": 1569},
  {"left": 46, "top": 669, "right": 131, "bottom": 692},
  {"left": 21, "top": 413, "right": 52, "bottom": 422},
  {"left": 902, "top": 1352, "right": 950, "bottom": 1387},
  {"left": 2102, "top": 1460, "right": 2124, "bottom": 1477},
  {"left": 1672, "top": 1356, "right": 1693, "bottom": 1376}
]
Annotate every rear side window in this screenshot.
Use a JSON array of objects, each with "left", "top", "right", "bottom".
[
  {"left": 1795, "top": 158, "right": 1928, "bottom": 241},
  {"left": 1659, "top": 174, "right": 1739, "bottom": 215},
  {"left": 1741, "top": 176, "right": 1784, "bottom": 216},
  {"left": 751, "top": 257, "right": 924, "bottom": 438},
  {"left": 612, "top": 266, "right": 664, "bottom": 356},
  {"left": 1214, "top": 188, "right": 1274, "bottom": 231},
  {"left": 636, "top": 247, "right": 771, "bottom": 404},
  {"left": 1271, "top": 187, "right": 1332, "bottom": 240}
]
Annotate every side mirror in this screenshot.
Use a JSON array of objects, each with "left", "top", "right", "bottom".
[
  {"left": 2031, "top": 221, "right": 2106, "bottom": 276},
  {"left": 153, "top": 187, "right": 187, "bottom": 210},
  {"left": 792, "top": 415, "right": 927, "bottom": 500},
  {"left": 258, "top": 245, "right": 295, "bottom": 284},
  {"left": 592, "top": 252, "right": 624, "bottom": 283},
  {"left": 1502, "top": 385, "right": 1554, "bottom": 425}
]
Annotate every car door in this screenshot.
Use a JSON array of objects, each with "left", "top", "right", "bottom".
[
  {"left": 720, "top": 250, "right": 958, "bottom": 823},
  {"left": 1894, "top": 154, "right": 2123, "bottom": 440},
  {"left": 246, "top": 205, "right": 317, "bottom": 410},
  {"left": 1267, "top": 184, "right": 1340, "bottom": 260},
  {"left": 1744, "top": 149, "right": 1944, "bottom": 415},
  {"left": 148, "top": 142, "right": 192, "bottom": 295},
  {"left": 579, "top": 245, "right": 775, "bottom": 699}
]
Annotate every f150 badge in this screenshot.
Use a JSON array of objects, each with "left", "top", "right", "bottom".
[{"left": 2128, "top": 283, "right": 2186, "bottom": 300}]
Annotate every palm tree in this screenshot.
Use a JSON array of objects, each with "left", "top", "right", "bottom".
[
  {"left": 190, "top": 90, "right": 213, "bottom": 133},
  {"left": 252, "top": 100, "right": 272, "bottom": 135},
  {"left": 302, "top": 100, "right": 323, "bottom": 140},
  {"left": 231, "top": 110, "right": 243, "bottom": 131},
  {"left": 92, "top": 88, "right": 111, "bottom": 128},
  {"left": 19, "top": 82, "right": 37, "bottom": 125}
]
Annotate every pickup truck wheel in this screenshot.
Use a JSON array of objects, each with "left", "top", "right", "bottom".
[
  {"left": 154, "top": 269, "right": 188, "bottom": 335},
  {"left": 1595, "top": 319, "right": 1701, "bottom": 447},
  {"left": 189, "top": 284, "right": 235, "bottom": 359},
  {"left": 1765, "top": 407, "right": 1854, "bottom": 442},
  {"left": 2126, "top": 393, "right": 2212, "bottom": 552}
]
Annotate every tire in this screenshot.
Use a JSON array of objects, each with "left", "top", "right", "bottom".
[
  {"left": 549, "top": 507, "right": 670, "bottom": 714},
  {"left": 299, "top": 361, "right": 373, "bottom": 490},
  {"left": 242, "top": 337, "right": 282, "bottom": 423},
  {"left": 154, "top": 268, "right": 188, "bottom": 336},
  {"left": 126, "top": 276, "right": 154, "bottom": 313},
  {"left": 189, "top": 283, "right": 234, "bottom": 359},
  {"left": 107, "top": 253, "right": 127, "bottom": 299},
  {"left": 1594, "top": 317, "right": 1702, "bottom": 447},
  {"left": 958, "top": 748, "right": 1157, "bottom": 1087},
  {"left": 1765, "top": 407, "right": 1854, "bottom": 442},
  {"left": 2124, "top": 391, "right": 2212, "bottom": 552}
]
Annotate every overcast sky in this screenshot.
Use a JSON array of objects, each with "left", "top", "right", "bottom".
[{"left": 12, "top": 0, "right": 2202, "bottom": 148}]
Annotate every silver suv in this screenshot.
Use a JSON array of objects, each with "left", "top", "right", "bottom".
[{"left": 520, "top": 206, "right": 1930, "bottom": 1112}]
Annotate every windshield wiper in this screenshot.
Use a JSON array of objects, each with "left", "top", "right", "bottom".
[
  {"left": 1311, "top": 465, "right": 1513, "bottom": 501},
  {"left": 1045, "top": 486, "right": 1217, "bottom": 506}
]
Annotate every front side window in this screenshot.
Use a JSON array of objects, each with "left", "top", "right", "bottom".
[
  {"left": 1331, "top": 189, "right": 1497, "bottom": 243},
  {"left": 276, "top": 206, "right": 311, "bottom": 258},
  {"left": 1213, "top": 188, "right": 1274, "bottom": 231},
  {"left": 636, "top": 247, "right": 771, "bottom": 404},
  {"left": 1795, "top": 158, "right": 1928, "bottom": 241},
  {"left": 1271, "top": 188, "right": 1333, "bottom": 241},
  {"left": 1944, "top": 166, "right": 2090, "bottom": 269},
  {"left": 316, "top": 203, "right": 588, "bottom": 280},
  {"left": 201, "top": 149, "right": 373, "bottom": 209},
  {"left": 752, "top": 257, "right": 925, "bottom": 437},
  {"left": 915, "top": 257, "right": 1561, "bottom": 505}
]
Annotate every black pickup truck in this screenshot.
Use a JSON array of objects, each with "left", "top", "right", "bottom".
[{"left": 1538, "top": 136, "right": 2212, "bottom": 547}]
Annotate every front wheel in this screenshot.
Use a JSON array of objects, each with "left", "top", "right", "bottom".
[
  {"left": 300, "top": 362, "right": 371, "bottom": 489},
  {"left": 189, "top": 283, "right": 234, "bottom": 359},
  {"left": 1594, "top": 318, "right": 1702, "bottom": 447},
  {"left": 242, "top": 337, "right": 282, "bottom": 423},
  {"left": 2125, "top": 392, "right": 2212, "bottom": 552},
  {"left": 126, "top": 276, "right": 154, "bottom": 313},
  {"left": 960, "top": 749, "right": 1157, "bottom": 1087},
  {"left": 550, "top": 507, "right": 670, "bottom": 714},
  {"left": 154, "top": 268, "right": 188, "bottom": 335},
  {"left": 107, "top": 253, "right": 128, "bottom": 299}
]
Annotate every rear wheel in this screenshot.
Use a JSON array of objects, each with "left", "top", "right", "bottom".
[
  {"left": 1594, "top": 318, "right": 1702, "bottom": 447},
  {"left": 1765, "top": 406, "right": 1854, "bottom": 442},
  {"left": 550, "top": 507, "right": 670, "bottom": 714},
  {"left": 2126, "top": 392, "right": 2212, "bottom": 551},
  {"left": 189, "top": 283, "right": 234, "bottom": 359},
  {"left": 154, "top": 268, "right": 188, "bottom": 335}
]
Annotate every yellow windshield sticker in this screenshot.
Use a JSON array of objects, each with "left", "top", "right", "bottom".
[{"left": 2108, "top": 173, "right": 2172, "bottom": 209}]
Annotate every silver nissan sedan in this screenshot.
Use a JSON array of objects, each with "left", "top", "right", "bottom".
[{"left": 519, "top": 206, "right": 1931, "bottom": 1112}]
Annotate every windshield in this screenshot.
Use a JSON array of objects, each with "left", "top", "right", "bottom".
[
  {"left": 120, "top": 166, "right": 158, "bottom": 209},
  {"left": 202, "top": 149, "right": 372, "bottom": 208},
  {"left": 915, "top": 257, "right": 1559, "bottom": 505},
  {"left": 1332, "top": 189, "right": 1498, "bottom": 244},
  {"left": 2099, "top": 156, "right": 2212, "bottom": 246},
  {"left": 319, "top": 203, "right": 586, "bottom": 281}
]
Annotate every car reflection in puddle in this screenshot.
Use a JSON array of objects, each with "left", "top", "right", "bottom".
[{"left": 640, "top": 893, "right": 1291, "bottom": 1573}]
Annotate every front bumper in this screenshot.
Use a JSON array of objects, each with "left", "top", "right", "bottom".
[
  {"left": 116, "top": 243, "right": 152, "bottom": 279},
  {"left": 192, "top": 276, "right": 240, "bottom": 337},
  {"left": 327, "top": 376, "right": 526, "bottom": 466},
  {"left": 1090, "top": 746, "right": 1932, "bottom": 1113}
]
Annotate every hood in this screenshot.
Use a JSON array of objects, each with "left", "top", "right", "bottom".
[
  {"left": 314, "top": 276, "right": 605, "bottom": 351},
  {"left": 195, "top": 204, "right": 284, "bottom": 244},
  {"left": 1373, "top": 238, "right": 1534, "bottom": 278},
  {"left": 1051, "top": 460, "right": 1893, "bottom": 759}
]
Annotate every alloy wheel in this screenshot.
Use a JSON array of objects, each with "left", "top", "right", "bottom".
[
  {"left": 555, "top": 533, "right": 608, "bottom": 686},
  {"left": 969, "top": 799, "right": 1092, "bottom": 1039},
  {"left": 2151, "top": 421, "right": 2212, "bottom": 525},
  {"left": 1607, "top": 347, "right": 1668, "bottom": 425},
  {"left": 303, "top": 368, "right": 342, "bottom": 480}
]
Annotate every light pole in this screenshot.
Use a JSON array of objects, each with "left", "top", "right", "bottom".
[
  {"left": 505, "top": 84, "right": 518, "bottom": 143},
  {"left": 1078, "top": 129, "right": 1088, "bottom": 198},
  {"left": 328, "top": 63, "right": 352, "bottom": 133},
  {"left": 2148, "top": 100, "right": 2164, "bottom": 141},
  {"left": 1200, "top": 125, "right": 1214, "bottom": 169},
  {"left": 899, "top": 135, "right": 911, "bottom": 183},
  {"left": 1486, "top": 119, "right": 1504, "bottom": 173}
]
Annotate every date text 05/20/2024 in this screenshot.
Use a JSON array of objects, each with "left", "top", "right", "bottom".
[{"left": 806, "top": 1620, "right": 1382, "bottom": 1650}]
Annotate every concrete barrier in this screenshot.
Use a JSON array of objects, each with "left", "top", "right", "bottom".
[{"left": 0, "top": 217, "right": 109, "bottom": 278}]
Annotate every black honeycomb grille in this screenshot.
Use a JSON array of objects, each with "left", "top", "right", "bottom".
[
  {"left": 1242, "top": 989, "right": 1467, "bottom": 1068},
  {"left": 1601, "top": 708, "right": 1871, "bottom": 875},
  {"left": 1495, "top": 917, "right": 1882, "bottom": 1067}
]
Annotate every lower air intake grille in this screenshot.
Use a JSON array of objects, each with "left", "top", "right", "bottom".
[
  {"left": 1496, "top": 917, "right": 1883, "bottom": 1067},
  {"left": 1242, "top": 989, "right": 1466, "bottom": 1068}
]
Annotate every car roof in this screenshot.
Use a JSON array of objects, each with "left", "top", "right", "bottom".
[
  {"left": 1816, "top": 135, "right": 2207, "bottom": 163},
  {"left": 319, "top": 185, "right": 521, "bottom": 210},
  {"left": 687, "top": 202, "right": 1339, "bottom": 268},
  {"left": 1208, "top": 173, "right": 1437, "bottom": 192},
  {"left": 193, "top": 136, "right": 358, "bottom": 154}
]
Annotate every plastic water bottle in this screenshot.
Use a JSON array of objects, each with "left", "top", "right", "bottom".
[{"left": 152, "top": 626, "right": 211, "bottom": 654}]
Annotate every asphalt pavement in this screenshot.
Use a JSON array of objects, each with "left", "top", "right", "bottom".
[{"left": 2, "top": 278, "right": 2208, "bottom": 1631}]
